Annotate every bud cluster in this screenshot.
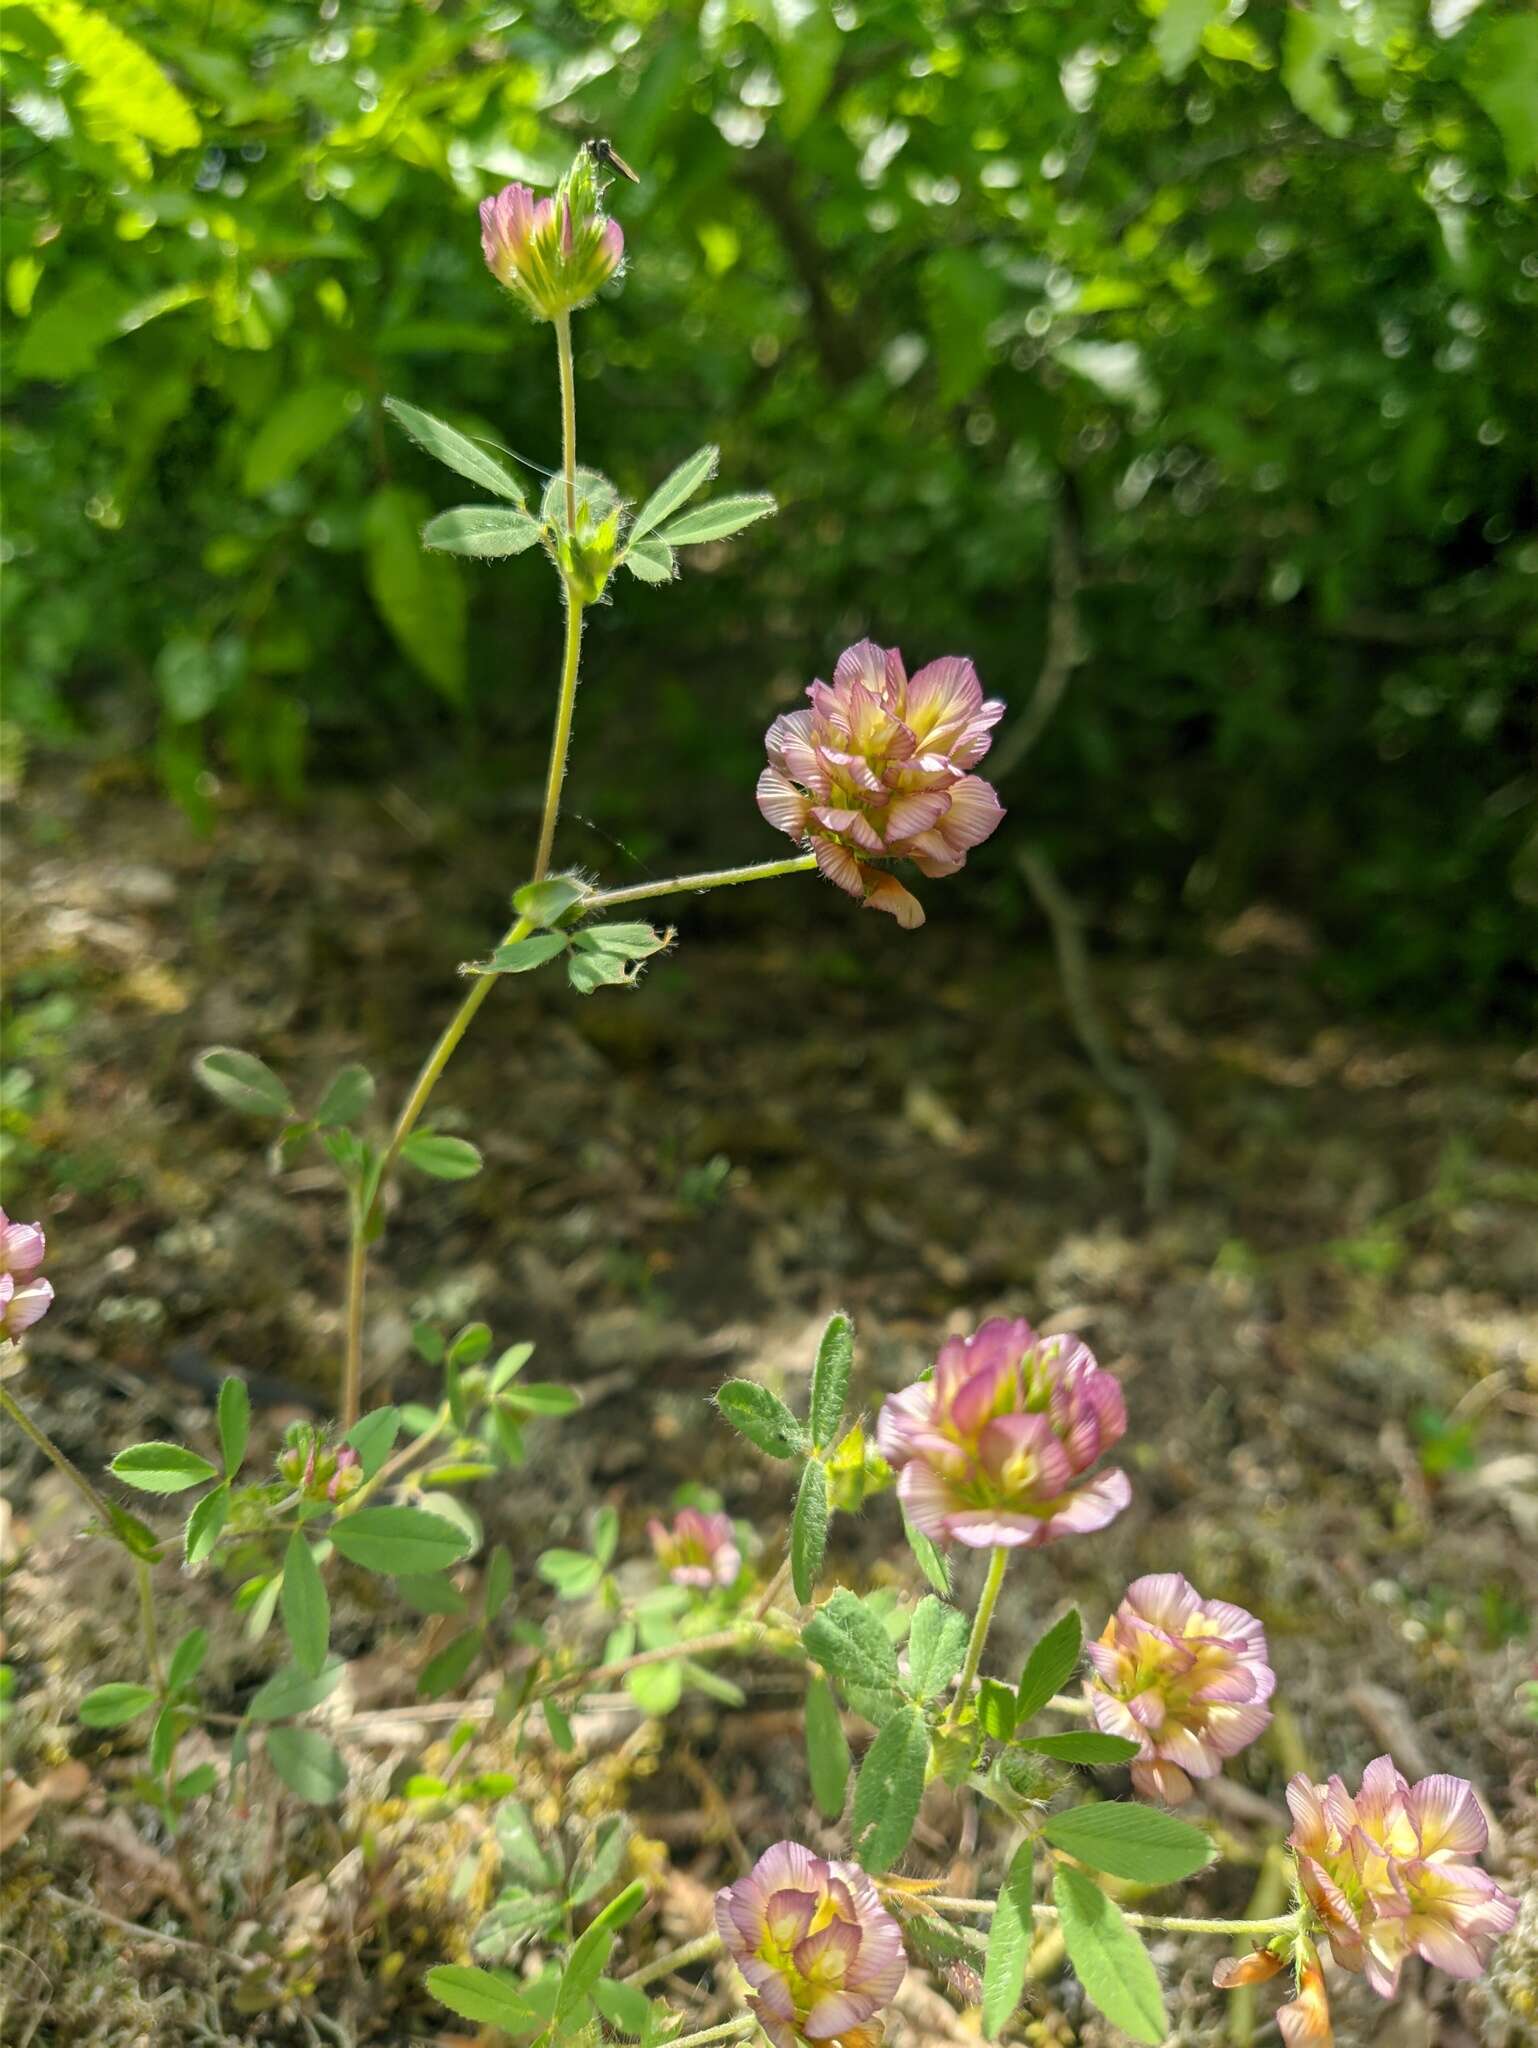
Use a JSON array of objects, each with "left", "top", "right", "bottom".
[
  {"left": 277, "top": 1424, "right": 362, "bottom": 1503},
  {"left": 0, "top": 1209, "right": 53, "bottom": 1343}
]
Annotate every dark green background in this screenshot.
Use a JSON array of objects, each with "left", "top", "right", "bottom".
[{"left": 4, "top": 0, "right": 1534, "bottom": 1022}]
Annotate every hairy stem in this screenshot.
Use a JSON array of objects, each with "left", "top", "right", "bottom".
[
  {"left": 660, "top": 2019, "right": 755, "bottom": 2048},
  {"left": 0, "top": 1384, "right": 121, "bottom": 1531},
  {"left": 621, "top": 1930, "right": 724, "bottom": 1989},
  {"left": 340, "top": 1228, "right": 369, "bottom": 1433},
  {"left": 919, "top": 1895, "right": 1300, "bottom": 1937},
  {"left": 136, "top": 1557, "right": 164, "bottom": 1688},
  {"left": 946, "top": 1545, "right": 1008, "bottom": 1731},
  {"left": 531, "top": 586, "right": 587, "bottom": 882},
  {"left": 555, "top": 308, "right": 577, "bottom": 538},
  {"left": 338, "top": 316, "right": 589, "bottom": 1424},
  {"left": 586, "top": 853, "right": 818, "bottom": 913}
]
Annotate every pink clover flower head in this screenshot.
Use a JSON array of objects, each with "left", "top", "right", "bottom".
[
  {"left": 714, "top": 1840, "right": 906, "bottom": 2048},
  {"left": 874, "top": 1316, "right": 1130, "bottom": 1550},
  {"left": 1085, "top": 1573, "right": 1275, "bottom": 1803},
  {"left": 1286, "top": 1756, "right": 1517, "bottom": 2001},
  {"left": 478, "top": 153, "right": 625, "bottom": 321},
  {"left": 0, "top": 1209, "right": 52, "bottom": 1341},
  {"left": 648, "top": 1507, "right": 741, "bottom": 1590},
  {"left": 757, "top": 639, "right": 1005, "bottom": 928}
]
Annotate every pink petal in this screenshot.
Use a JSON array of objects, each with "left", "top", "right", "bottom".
[
  {"left": 933, "top": 773, "right": 1004, "bottom": 854},
  {"left": 3, "top": 1276, "right": 53, "bottom": 1336},
  {"left": 1406, "top": 1774, "right": 1487, "bottom": 1859},
  {"left": 861, "top": 870, "right": 926, "bottom": 928},
  {"left": 813, "top": 835, "right": 867, "bottom": 901},
  {"left": 758, "top": 766, "right": 812, "bottom": 839}
]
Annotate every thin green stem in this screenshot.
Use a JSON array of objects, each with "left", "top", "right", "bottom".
[
  {"left": 912, "top": 1896, "right": 1300, "bottom": 1937},
  {"left": 340, "top": 1227, "right": 369, "bottom": 1433},
  {"left": 0, "top": 1388, "right": 165, "bottom": 1686},
  {"left": 0, "top": 1384, "right": 119, "bottom": 1529},
  {"left": 344, "top": 1398, "right": 453, "bottom": 1511},
  {"left": 136, "top": 1557, "right": 164, "bottom": 1688},
  {"left": 621, "top": 1930, "right": 724, "bottom": 1989},
  {"left": 946, "top": 1545, "right": 1008, "bottom": 1731},
  {"left": 660, "top": 2019, "right": 755, "bottom": 2048},
  {"left": 555, "top": 309, "right": 577, "bottom": 538},
  {"left": 531, "top": 590, "right": 586, "bottom": 882},
  {"left": 586, "top": 854, "right": 819, "bottom": 913}
]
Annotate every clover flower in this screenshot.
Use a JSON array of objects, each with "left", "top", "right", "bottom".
[
  {"left": 714, "top": 1841, "right": 906, "bottom": 2048},
  {"left": 874, "top": 1317, "right": 1130, "bottom": 1549},
  {"left": 0, "top": 1209, "right": 53, "bottom": 1342},
  {"left": 648, "top": 1507, "right": 741, "bottom": 1590},
  {"left": 1286, "top": 1757, "right": 1517, "bottom": 2001},
  {"left": 479, "top": 153, "right": 625, "bottom": 322},
  {"left": 757, "top": 639, "right": 1005, "bottom": 928},
  {"left": 1084, "top": 1573, "right": 1275, "bottom": 1803}
]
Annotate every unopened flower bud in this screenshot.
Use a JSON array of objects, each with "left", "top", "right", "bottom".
[
  {"left": 0, "top": 1207, "right": 53, "bottom": 1341},
  {"left": 328, "top": 1446, "right": 362, "bottom": 1502},
  {"left": 479, "top": 152, "right": 625, "bottom": 323},
  {"left": 648, "top": 1507, "right": 740, "bottom": 1590}
]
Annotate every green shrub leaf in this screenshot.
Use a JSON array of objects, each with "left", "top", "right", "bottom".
[
  {"left": 981, "top": 1840, "right": 1036, "bottom": 2038},
  {"left": 1040, "top": 1801, "right": 1215, "bottom": 1885},
  {"left": 805, "top": 1674, "right": 851, "bottom": 1819},
  {"left": 110, "top": 1442, "right": 219, "bottom": 1494},
  {"left": 422, "top": 504, "right": 543, "bottom": 557},
  {"left": 194, "top": 1047, "right": 292, "bottom": 1118},
  {"left": 399, "top": 1132, "right": 482, "bottom": 1180},
  {"left": 790, "top": 1456, "right": 830, "bottom": 1603},
  {"left": 716, "top": 1379, "right": 807, "bottom": 1460},
  {"left": 216, "top": 1376, "right": 249, "bottom": 1475},
  {"left": 281, "top": 1531, "right": 330, "bottom": 1678},
  {"left": 265, "top": 1725, "right": 348, "bottom": 1804},
  {"left": 851, "top": 1704, "right": 930, "bottom": 1873},
  {"left": 807, "top": 1310, "right": 854, "bottom": 1450},
  {"left": 905, "top": 1595, "right": 969, "bottom": 1703},
  {"left": 248, "top": 1657, "right": 346, "bottom": 1721},
  {"left": 1053, "top": 1863, "right": 1167, "bottom": 2045},
  {"left": 315, "top": 1063, "right": 375, "bottom": 1127},
  {"left": 383, "top": 396, "right": 527, "bottom": 505},
  {"left": 658, "top": 492, "right": 776, "bottom": 545},
  {"left": 1016, "top": 1609, "right": 1083, "bottom": 1722},
  {"left": 330, "top": 1505, "right": 473, "bottom": 1576},
  {"left": 79, "top": 1681, "right": 157, "bottom": 1727},
  {"left": 184, "top": 1483, "right": 229, "bottom": 1565},
  {"left": 628, "top": 444, "right": 719, "bottom": 542},
  {"left": 1021, "top": 1731, "right": 1141, "bottom": 1765}
]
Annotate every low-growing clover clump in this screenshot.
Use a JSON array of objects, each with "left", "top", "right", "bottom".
[{"left": 0, "top": 138, "right": 1518, "bottom": 2048}]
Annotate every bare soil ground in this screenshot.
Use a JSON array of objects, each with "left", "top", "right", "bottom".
[{"left": 2, "top": 769, "right": 1534, "bottom": 2044}]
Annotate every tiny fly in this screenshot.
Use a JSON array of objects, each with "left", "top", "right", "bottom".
[{"left": 584, "top": 137, "right": 640, "bottom": 185}]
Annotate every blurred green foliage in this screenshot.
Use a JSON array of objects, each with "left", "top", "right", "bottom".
[{"left": 2, "top": 0, "right": 1534, "bottom": 1020}]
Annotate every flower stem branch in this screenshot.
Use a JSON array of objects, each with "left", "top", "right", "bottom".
[
  {"left": 621, "top": 1930, "right": 724, "bottom": 1988},
  {"left": 946, "top": 1545, "right": 1008, "bottom": 1731},
  {"left": 0, "top": 1384, "right": 122, "bottom": 1533},
  {"left": 0, "top": 1388, "right": 165, "bottom": 1685},
  {"left": 917, "top": 1895, "right": 1300, "bottom": 1937},
  {"left": 656, "top": 2018, "right": 755, "bottom": 2048},
  {"left": 136, "top": 1557, "right": 164, "bottom": 1688},
  {"left": 338, "top": 314, "right": 589, "bottom": 1427},
  {"left": 585, "top": 854, "right": 818, "bottom": 913},
  {"left": 554, "top": 308, "right": 577, "bottom": 539}
]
